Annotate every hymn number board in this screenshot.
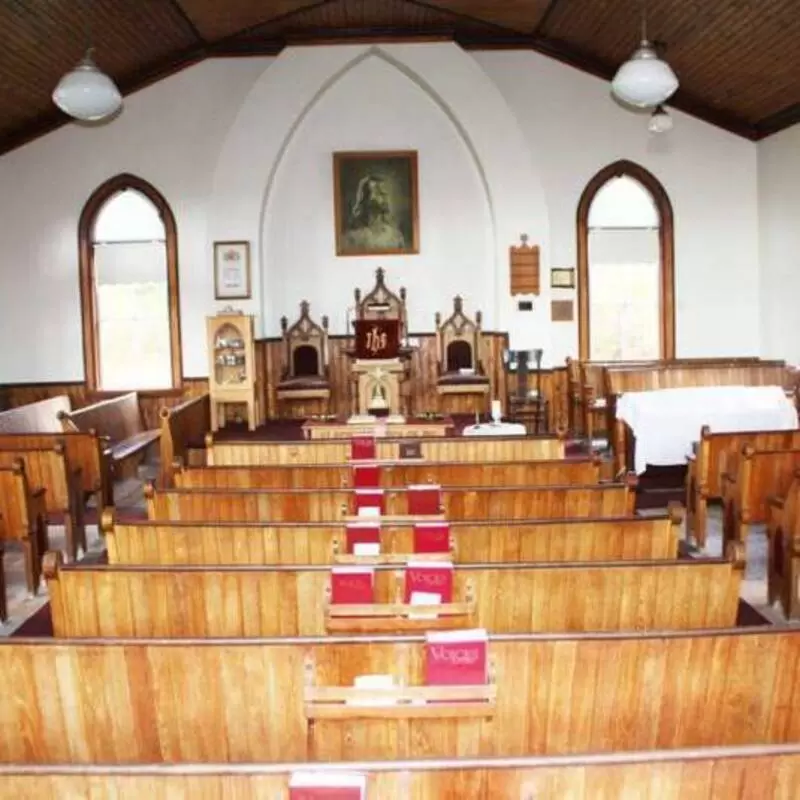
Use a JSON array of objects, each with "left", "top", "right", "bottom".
[{"left": 354, "top": 319, "right": 400, "bottom": 359}]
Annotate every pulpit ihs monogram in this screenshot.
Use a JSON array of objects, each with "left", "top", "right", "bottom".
[{"left": 348, "top": 268, "right": 410, "bottom": 421}]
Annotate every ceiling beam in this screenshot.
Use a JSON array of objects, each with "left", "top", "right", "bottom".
[
  {"left": 753, "top": 102, "right": 800, "bottom": 140},
  {"left": 531, "top": 0, "right": 563, "bottom": 36},
  {"left": 168, "top": 0, "right": 207, "bottom": 45}
]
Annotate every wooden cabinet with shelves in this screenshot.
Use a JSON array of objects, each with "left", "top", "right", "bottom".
[{"left": 207, "top": 311, "right": 263, "bottom": 431}]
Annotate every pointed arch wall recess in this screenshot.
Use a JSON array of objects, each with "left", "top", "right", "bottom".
[{"left": 576, "top": 160, "right": 675, "bottom": 361}]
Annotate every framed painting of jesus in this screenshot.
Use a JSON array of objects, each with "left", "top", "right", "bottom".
[{"left": 333, "top": 150, "right": 419, "bottom": 257}]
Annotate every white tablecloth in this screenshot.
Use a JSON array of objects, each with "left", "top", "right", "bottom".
[
  {"left": 616, "top": 385, "right": 798, "bottom": 474},
  {"left": 462, "top": 422, "right": 527, "bottom": 437}
]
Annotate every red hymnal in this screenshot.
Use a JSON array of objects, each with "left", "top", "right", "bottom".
[
  {"left": 407, "top": 484, "right": 441, "bottom": 515},
  {"left": 353, "top": 488, "right": 385, "bottom": 515},
  {"left": 351, "top": 436, "right": 376, "bottom": 461},
  {"left": 345, "top": 523, "right": 381, "bottom": 554},
  {"left": 413, "top": 522, "right": 450, "bottom": 554},
  {"left": 353, "top": 463, "right": 380, "bottom": 488},
  {"left": 331, "top": 567, "right": 375, "bottom": 605},
  {"left": 404, "top": 561, "right": 453, "bottom": 604},
  {"left": 289, "top": 771, "right": 366, "bottom": 799},
  {"left": 425, "top": 629, "right": 488, "bottom": 686}
]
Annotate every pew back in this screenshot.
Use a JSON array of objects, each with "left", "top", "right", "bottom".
[
  {"left": 0, "top": 445, "right": 70, "bottom": 511},
  {"left": 145, "top": 482, "right": 637, "bottom": 523},
  {"left": 173, "top": 458, "right": 603, "bottom": 490},
  {"left": 207, "top": 434, "right": 566, "bottom": 466},
  {"left": 45, "top": 556, "right": 743, "bottom": 637},
  {"left": 104, "top": 513, "right": 682, "bottom": 566},
  {"left": 0, "top": 395, "right": 71, "bottom": 433},
  {"left": 1, "top": 630, "right": 798, "bottom": 763},
  {"left": 4, "top": 746, "right": 800, "bottom": 798},
  {"left": 0, "top": 431, "right": 107, "bottom": 500},
  {"left": 159, "top": 393, "right": 211, "bottom": 487}
]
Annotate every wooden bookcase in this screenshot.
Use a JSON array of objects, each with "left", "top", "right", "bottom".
[{"left": 207, "top": 311, "right": 262, "bottom": 431}]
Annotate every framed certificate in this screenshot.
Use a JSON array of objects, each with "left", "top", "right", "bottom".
[
  {"left": 550, "top": 267, "right": 575, "bottom": 289},
  {"left": 214, "top": 241, "right": 251, "bottom": 300}
]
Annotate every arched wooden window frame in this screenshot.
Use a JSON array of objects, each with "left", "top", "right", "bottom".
[
  {"left": 576, "top": 160, "right": 675, "bottom": 361},
  {"left": 78, "top": 173, "right": 183, "bottom": 393}
]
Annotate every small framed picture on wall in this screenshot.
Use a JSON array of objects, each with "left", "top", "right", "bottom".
[
  {"left": 550, "top": 267, "right": 575, "bottom": 289},
  {"left": 214, "top": 241, "right": 251, "bottom": 300}
]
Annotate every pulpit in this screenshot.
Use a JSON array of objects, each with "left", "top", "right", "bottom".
[{"left": 348, "top": 268, "right": 411, "bottom": 420}]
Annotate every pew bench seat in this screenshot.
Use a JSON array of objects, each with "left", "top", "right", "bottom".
[{"left": 59, "top": 392, "right": 159, "bottom": 477}]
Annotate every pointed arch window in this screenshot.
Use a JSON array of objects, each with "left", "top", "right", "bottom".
[
  {"left": 79, "top": 174, "right": 182, "bottom": 391},
  {"left": 577, "top": 161, "right": 675, "bottom": 361}
]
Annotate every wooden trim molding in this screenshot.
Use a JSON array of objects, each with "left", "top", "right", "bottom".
[
  {"left": 78, "top": 173, "right": 183, "bottom": 392},
  {"left": 576, "top": 160, "right": 675, "bottom": 361}
]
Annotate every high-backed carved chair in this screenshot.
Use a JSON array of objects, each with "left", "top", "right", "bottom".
[
  {"left": 435, "top": 296, "right": 490, "bottom": 412},
  {"left": 352, "top": 268, "right": 411, "bottom": 416},
  {"left": 276, "top": 301, "right": 331, "bottom": 418}
]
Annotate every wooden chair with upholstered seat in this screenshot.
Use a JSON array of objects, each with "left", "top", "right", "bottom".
[
  {"left": 276, "top": 301, "right": 331, "bottom": 418},
  {"left": 435, "top": 296, "right": 490, "bottom": 414}
]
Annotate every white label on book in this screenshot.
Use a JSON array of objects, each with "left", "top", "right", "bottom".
[
  {"left": 358, "top": 506, "right": 381, "bottom": 518},
  {"left": 353, "top": 542, "right": 381, "bottom": 556},
  {"left": 348, "top": 673, "right": 397, "bottom": 706},
  {"left": 289, "top": 770, "right": 367, "bottom": 792},
  {"left": 409, "top": 590, "right": 441, "bottom": 620}
]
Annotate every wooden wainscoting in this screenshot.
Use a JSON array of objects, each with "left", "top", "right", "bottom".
[{"left": 0, "top": 337, "right": 570, "bottom": 431}]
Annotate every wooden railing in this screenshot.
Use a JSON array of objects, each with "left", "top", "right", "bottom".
[
  {"left": 1, "top": 629, "right": 797, "bottom": 763},
  {"left": 103, "top": 511, "right": 683, "bottom": 566}
]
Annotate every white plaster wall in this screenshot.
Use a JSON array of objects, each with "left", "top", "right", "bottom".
[
  {"left": 262, "top": 55, "right": 493, "bottom": 334},
  {"left": 0, "top": 58, "right": 269, "bottom": 381},
  {"left": 475, "top": 50, "right": 762, "bottom": 362},
  {"left": 0, "top": 43, "right": 767, "bottom": 383},
  {"left": 758, "top": 124, "right": 800, "bottom": 365}
]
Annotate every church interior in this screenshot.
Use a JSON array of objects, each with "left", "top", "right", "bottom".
[{"left": 1, "top": 0, "right": 800, "bottom": 795}]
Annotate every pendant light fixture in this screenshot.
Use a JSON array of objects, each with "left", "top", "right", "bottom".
[
  {"left": 53, "top": 48, "right": 122, "bottom": 121},
  {"left": 52, "top": 1, "right": 122, "bottom": 122},
  {"left": 648, "top": 104, "right": 673, "bottom": 133},
  {"left": 611, "top": 1, "right": 679, "bottom": 109}
]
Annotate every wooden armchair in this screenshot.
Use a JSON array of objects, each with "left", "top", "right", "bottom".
[
  {"left": 435, "top": 296, "right": 489, "bottom": 412},
  {"left": 276, "top": 301, "right": 331, "bottom": 418}
]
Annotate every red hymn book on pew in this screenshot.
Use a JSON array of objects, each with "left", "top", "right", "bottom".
[
  {"left": 345, "top": 522, "right": 381, "bottom": 554},
  {"left": 289, "top": 771, "right": 367, "bottom": 799},
  {"left": 352, "top": 462, "right": 380, "bottom": 488},
  {"left": 331, "top": 567, "right": 375, "bottom": 604},
  {"left": 405, "top": 561, "right": 453, "bottom": 604},
  {"left": 413, "top": 522, "right": 450, "bottom": 553},
  {"left": 350, "top": 436, "right": 376, "bottom": 461},
  {"left": 353, "top": 488, "right": 385, "bottom": 515},
  {"left": 425, "top": 629, "right": 488, "bottom": 686},
  {"left": 407, "top": 484, "right": 441, "bottom": 515}
]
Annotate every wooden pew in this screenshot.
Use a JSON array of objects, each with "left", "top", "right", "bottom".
[
  {"left": 158, "top": 393, "right": 211, "bottom": 488},
  {"left": 172, "top": 457, "right": 604, "bottom": 490},
  {"left": 686, "top": 425, "right": 800, "bottom": 546},
  {"left": 767, "top": 472, "right": 800, "bottom": 621},
  {"left": 0, "top": 445, "right": 86, "bottom": 562},
  {"left": 604, "top": 361, "right": 792, "bottom": 474},
  {"left": 144, "top": 479, "right": 638, "bottom": 523},
  {"left": 44, "top": 549, "right": 744, "bottom": 636},
  {"left": 0, "top": 395, "right": 109, "bottom": 505},
  {"left": 4, "top": 745, "right": 800, "bottom": 798},
  {"left": 0, "top": 540, "right": 5, "bottom": 623},
  {"left": 59, "top": 391, "right": 160, "bottom": 480},
  {"left": 103, "top": 509, "right": 683, "bottom": 566},
  {"left": 721, "top": 446, "right": 800, "bottom": 548},
  {"left": 0, "top": 462, "right": 48, "bottom": 594},
  {"left": 207, "top": 432, "right": 566, "bottom": 466},
  {"left": 1, "top": 629, "right": 798, "bottom": 763}
]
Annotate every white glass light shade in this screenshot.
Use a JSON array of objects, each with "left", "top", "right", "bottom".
[
  {"left": 611, "top": 40, "right": 679, "bottom": 108},
  {"left": 52, "top": 51, "right": 122, "bottom": 121},
  {"left": 648, "top": 105, "right": 673, "bottom": 134}
]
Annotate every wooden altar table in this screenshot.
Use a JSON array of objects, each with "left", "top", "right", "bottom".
[{"left": 302, "top": 417, "right": 453, "bottom": 440}]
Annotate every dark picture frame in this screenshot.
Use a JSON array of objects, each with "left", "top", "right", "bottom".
[
  {"left": 213, "top": 240, "right": 251, "bottom": 300},
  {"left": 550, "top": 267, "right": 576, "bottom": 289},
  {"left": 333, "top": 150, "right": 420, "bottom": 257}
]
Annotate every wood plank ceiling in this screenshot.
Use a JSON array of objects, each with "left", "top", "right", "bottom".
[{"left": 1, "top": 0, "right": 798, "bottom": 156}]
